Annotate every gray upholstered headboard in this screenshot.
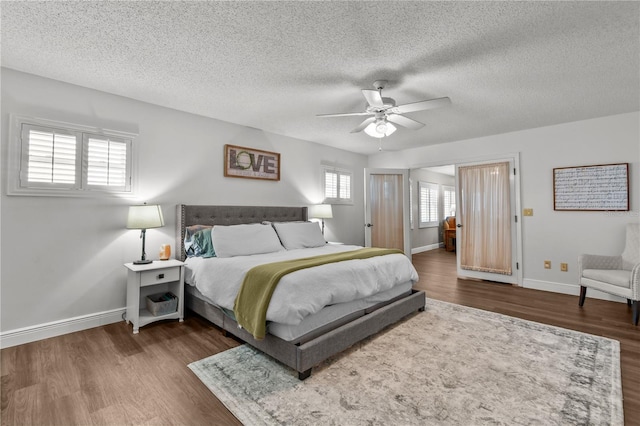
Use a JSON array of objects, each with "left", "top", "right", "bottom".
[{"left": 175, "top": 204, "right": 308, "bottom": 261}]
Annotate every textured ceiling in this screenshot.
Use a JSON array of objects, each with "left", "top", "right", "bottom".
[{"left": 2, "top": 1, "right": 638, "bottom": 155}]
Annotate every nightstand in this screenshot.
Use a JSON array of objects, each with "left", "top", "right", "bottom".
[{"left": 124, "top": 259, "right": 185, "bottom": 334}]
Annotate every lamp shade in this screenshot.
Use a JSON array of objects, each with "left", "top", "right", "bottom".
[
  {"left": 309, "top": 204, "right": 333, "bottom": 219},
  {"left": 126, "top": 204, "right": 165, "bottom": 229}
]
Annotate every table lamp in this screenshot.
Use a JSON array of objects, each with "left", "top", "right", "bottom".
[
  {"left": 309, "top": 204, "right": 333, "bottom": 235},
  {"left": 127, "top": 204, "right": 164, "bottom": 264}
]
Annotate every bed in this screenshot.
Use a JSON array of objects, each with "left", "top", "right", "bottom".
[{"left": 176, "top": 204, "right": 426, "bottom": 379}]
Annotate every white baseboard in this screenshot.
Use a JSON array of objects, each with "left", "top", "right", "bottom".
[
  {"left": 412, "top": 243, "right": 442, "bottom": 254},
  {"left": 523, "top": 279, "right": 627, "bottom": 303},
  {"left": 0, "top": 308, "right": 126, "bottom": 349}
]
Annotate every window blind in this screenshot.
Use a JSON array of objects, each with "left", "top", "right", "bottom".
[
  {"left": 419, "top": 181, "right": 438, "bottom": 227},
  {"left": 21, "top": 125, "right": 79, "bottom": 189},
  {"left": 323, "top": 167, "right": 353, "bottom": 203},
  {"left": 86, "top": 137, "right": 129, "bottom": 188}
]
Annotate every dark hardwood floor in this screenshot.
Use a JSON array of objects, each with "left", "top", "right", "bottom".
[{"left": 2, "top": 249, "right": 638, "bottom": 425}]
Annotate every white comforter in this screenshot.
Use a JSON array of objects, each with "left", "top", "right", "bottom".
[{"left": 185, "top": 244, "right": 419, "bottom": 326}]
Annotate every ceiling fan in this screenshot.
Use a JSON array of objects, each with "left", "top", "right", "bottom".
[{"left": 317, "top": 80, "right": 451, "bottom": 138}]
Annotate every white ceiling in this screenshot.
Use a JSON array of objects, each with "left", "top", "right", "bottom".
[{"left": 2, "top": 1, "right": 638, "bottom": 155}]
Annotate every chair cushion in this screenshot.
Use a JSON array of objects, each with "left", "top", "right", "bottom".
[{"left": 582, "top": 269, "right": 631, "bottom": 288}]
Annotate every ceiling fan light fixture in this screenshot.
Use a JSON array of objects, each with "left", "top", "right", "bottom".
[
  {"left": 363, "top": 122, "right": 382, "bottom": 138},
  {"left": 386, "top": 122, "right": 397, "bottom": 135},
  {"left": 376, "top": 121, "right": 388, "bottom": 134},
  {"left": 364, "top": 119, "right": 396, "bottom": 138}
]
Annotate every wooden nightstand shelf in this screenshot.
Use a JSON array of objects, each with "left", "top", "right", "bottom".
[{"left": 124, "top": 259, "right": 185, "bottom": 334}]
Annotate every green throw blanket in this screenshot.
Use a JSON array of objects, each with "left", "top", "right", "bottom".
[{"left": 233, "top": 247, "right": 404, "bottom": 340}]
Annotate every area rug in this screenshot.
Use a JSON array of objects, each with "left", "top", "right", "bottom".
[{"left": 188, "top": 299, "right": 623, "bottom": 425}]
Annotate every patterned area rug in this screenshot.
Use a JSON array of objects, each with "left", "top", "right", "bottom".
[{"left": 188, "top": 299, "right": 623, "bottom": 425}]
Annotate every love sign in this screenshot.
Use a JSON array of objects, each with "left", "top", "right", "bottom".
[{"left": 224, "top": 144, "right": 280, "bottom": 181}]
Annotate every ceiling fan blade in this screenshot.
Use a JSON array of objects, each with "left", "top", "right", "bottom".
[
  {"left": 350, "top": 117, "right": 376, "bottom": 133},
  {"left": 316, "top": 112, "right": 372, "bottom": 118},
  {"left": 387, "top": 114, "right": 425, "bottom": 130},
  {"left": 362, "top": 89, "right": 384, "bottom": 108},
  {"left": 394, "top": 97, "right": 451, "bottom": 114}
]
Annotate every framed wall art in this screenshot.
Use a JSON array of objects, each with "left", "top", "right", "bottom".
[
  {"left": 553, "top": 163, "right": 629, "bottom": 211},
  {"left": 224, "top": 144, "right": 280, "bottom": 181}
]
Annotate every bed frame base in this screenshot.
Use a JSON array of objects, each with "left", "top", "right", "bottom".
[
  {"left": 186, "top": 288, "right": 426, "bottom": 379},
  {"left": 298, "top": 369, "right": 311, "bottom": 380}
]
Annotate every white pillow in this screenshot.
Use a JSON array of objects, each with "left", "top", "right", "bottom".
[
  {"left": 273, "top": 222, "right": 327, "bottom": 250},
  {"left": 211, "top": 223, "right": 284, "bottom": 257}
]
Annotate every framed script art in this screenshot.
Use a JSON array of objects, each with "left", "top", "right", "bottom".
[
  {"left": 224, "top": 144, "right": 280, "bottom": 181},
  {"left": 553, "top": 163, "right": 629, "bottom": 211}
]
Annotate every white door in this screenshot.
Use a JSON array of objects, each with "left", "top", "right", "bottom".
[
  {"left": 455, "top": 159, "right": 518, "bottom": 284},
  {"left": 364, "top": 168, "right": 411, "bottom": 257}
]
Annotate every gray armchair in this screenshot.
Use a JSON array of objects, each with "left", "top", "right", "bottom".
[{"left": 578, "top": 223, "right": 639, "bottom": 325}]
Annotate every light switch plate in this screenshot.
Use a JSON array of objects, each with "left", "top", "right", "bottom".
[{"left": 523, "top": 208, "right": 533, "bottom": 216}]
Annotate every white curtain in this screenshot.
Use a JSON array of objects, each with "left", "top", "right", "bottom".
[{"left": 459, "top": 162, "right": 512, "bottom": 275}]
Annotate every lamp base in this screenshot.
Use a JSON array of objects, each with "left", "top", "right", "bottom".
[{"left": 133, "top": 259, "right": 153, "bottom": 265}]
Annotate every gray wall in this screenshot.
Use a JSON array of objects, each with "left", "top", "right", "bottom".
[
  {"left": 370, "top": 111, "right": 639, "bottom": 297},
  {"left": 1, "top": 68, "right": 367, "bottom": 336}
]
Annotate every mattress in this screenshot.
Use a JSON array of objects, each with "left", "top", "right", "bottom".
[
  {"left": 185, "top": 282, "right": 413, "bottom": 343},
  {"left": 184, "top": 244, "right": 419, "bottom": 326}
]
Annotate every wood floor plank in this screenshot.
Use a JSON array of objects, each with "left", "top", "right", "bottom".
[{"left": 1, "top": 248, "right": 637, "bottom": 425}]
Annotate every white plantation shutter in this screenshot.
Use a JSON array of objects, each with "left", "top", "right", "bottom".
[
  {"left": 324, "top": 171, "right": 338, "bottom": 198},
  {"left": 84, "top": 135, "right": 131, "bottom": 191},
  {"left": 338, "top": 171, "right": 351, "bottom": 200},
  {"left": 12, "top": 117, "right": 134, "bottom": 196},
  {"left": 21, "top": 124, "right": 80, "bottom": 189},
  {"left": 443, "top": 186, "right": 456, "bottom": 217},
  {"left": 322, "top": 167, "right": 353, "bottom": 203},
  {"left": 419, "top": 181, "right": 438, "bottom": 227}
]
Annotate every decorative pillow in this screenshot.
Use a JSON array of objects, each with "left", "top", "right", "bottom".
[
  {"left": 212, "top": 223, "right": 285, "bottom": 257},
  {"left": 184, "top": 225, "right": 216, "bottom": 258},
  {"left": 272, "top": 221, "right": 327, "bottom": 250}
]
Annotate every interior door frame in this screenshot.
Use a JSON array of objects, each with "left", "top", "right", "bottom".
[
  {"left": 411, "top": 153, "right": 523, "bottom": 286},
  {"left": 364, "top": 168, "right": 411, "bottom": 258},
  {"left": 455, "top": 157, "right": 519, "bottom": 284}
]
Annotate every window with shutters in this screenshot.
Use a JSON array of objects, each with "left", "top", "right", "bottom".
[
  {"left": 442, "top": 185, "right": 456, "bottom": 218},
  {"left": 8, "top": 116, "right": 135, "bottom": 196},
  {"left": 322, "top": 166, "right": 352, "bottom": 204},
  {"left": 419, "top": 181, "right": 438, "bottom": 228}
]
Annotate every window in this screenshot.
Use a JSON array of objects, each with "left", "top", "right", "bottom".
[
  {"left": 322, "top": 166, "right": 352, "bottom": 204},
  {"left": 83, "top": 134, "right": 130, "bottom": 190},
  {"left": 9, "top": 116, "right": 135, "bottom": 196},
  {"left": 443, "top": 185, "right": 456, "bottom": 217},
  {"left": 419, "top": 181, "right": 438, "bottom": 228}
]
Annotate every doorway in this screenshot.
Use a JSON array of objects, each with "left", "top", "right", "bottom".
[
  {"left": 410, "top": 165, "right": 456, "bottom": 255},
  {"left": 411, "top": 155, "right": 522, "bottom": 286}
]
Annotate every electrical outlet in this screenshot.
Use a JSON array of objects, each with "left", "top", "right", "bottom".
[
  {"left": 523, "top": 208, "right": 533, "bottom": 216},
  {"left": 560, "top": 263, "right": 568, "bottom": 272},
  {"left": 544, "top": 260, "right": 551, "bottom": 269}
]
